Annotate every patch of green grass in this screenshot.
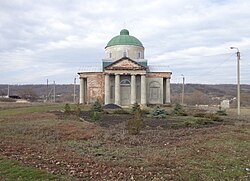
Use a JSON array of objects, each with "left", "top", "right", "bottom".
[
  {"left": 0, "top": 157, "right": 67, "bottom": 181},
  {"left": 178, "top": 130, "right": 250, "bottom": 180},
  {"left": 0, "top": 104, "right": 64, "bottom": 117},
  {"left": 66, "top": 140, "right": 169, "bottom": 167},
  {"left": 180, "top": 153, "right": 249, "bottom": 180}
]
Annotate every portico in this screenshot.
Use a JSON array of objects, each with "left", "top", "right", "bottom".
[{"left": 104, "top": 72, "right": 148, "bottom": 106}]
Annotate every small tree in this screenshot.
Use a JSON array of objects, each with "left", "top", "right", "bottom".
[
  {"left": 127, "top": 108, "right": 143, "bottom": 135},
  {"left": 91, "top": 100, "right": 103, "bottom": 112},
  {"left": 151, "top": 105, "right": 168, "bottom": 118},
  {"left": 91, "top": 111, "right": 101, "bottom": 121},
  {"left": 172, "top": 103, "right": 187, "bottom": 116},
  {"left": 90, "top": 100, "right": 102, "bottom": 121}
]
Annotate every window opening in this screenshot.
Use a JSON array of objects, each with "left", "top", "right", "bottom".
[{"left": 120, "top": 79, "right": 130, "bottom": 85}]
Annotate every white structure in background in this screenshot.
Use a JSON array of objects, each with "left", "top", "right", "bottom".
[{"left": 220, "top": 99, "right": 230, "bottom": 109}]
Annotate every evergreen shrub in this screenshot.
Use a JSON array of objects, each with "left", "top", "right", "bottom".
[{"left": 151, "top": 105, "right": 168, "bottom": 119}]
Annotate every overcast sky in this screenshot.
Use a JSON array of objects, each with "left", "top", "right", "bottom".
[{"left": 1, "top": 0, "right": 250, "bottom": 85}]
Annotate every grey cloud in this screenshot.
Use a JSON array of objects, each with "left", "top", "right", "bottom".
[{"left": 0, "top": 0, "right": 250, "bottom": 84}]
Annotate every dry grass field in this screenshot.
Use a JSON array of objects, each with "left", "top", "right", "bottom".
[{"left": 0, "top": 102, "right": 249, "bottom": 180}]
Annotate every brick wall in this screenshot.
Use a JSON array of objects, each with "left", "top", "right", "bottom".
[{"left": 80, "top": 73, "right": 105, "bottom": 103}]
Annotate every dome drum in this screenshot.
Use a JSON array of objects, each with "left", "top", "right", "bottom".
[{"left": 105, "top": 29, "right": 144, "bottom": 60}]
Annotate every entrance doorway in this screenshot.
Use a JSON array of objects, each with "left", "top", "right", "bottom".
[{"left": 120, "top": 79, "right": 131, "bottom": 106}]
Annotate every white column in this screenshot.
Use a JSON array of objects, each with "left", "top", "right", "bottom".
[
  {"left": 104, "top": 74, "right": 110, "bottom": 104},
  {"left": 84, "top": 79, "right": 87, "bottom": 104},
  {"left": 115, "top": 74, "right": 120, "bottom": 105},
  {"left": 166, "top": 78, "right": 171, "bottom": 104},
  {"left": 131, "top": 74, "right": 136, "bottom": 105},
  {"left": 79, "top": 78, "right": 84, "bottom": 104},
  {"left": 141, "top": 74, "right": 146, "bottom": 105}
]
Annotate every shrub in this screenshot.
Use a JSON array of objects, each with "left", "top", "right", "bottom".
[
  {"left": 64, "top": 103, "right": 71, "bottom": 114},
  {"left": 151, "top": 105, "right": 168, "bottom": 119},
  {"left": 91, "top": 100, "right": 103, "bottom": 112},
  {"left": 172, "top": 103, "right": 187, "bottom": 116}
]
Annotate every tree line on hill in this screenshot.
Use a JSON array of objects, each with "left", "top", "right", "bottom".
[{"left": 0, "top": 84, "right": 250, "bottom": 106}]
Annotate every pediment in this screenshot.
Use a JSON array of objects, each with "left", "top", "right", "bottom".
[{"left": 105, "top": 58, "right": 146, "bottom": 70}]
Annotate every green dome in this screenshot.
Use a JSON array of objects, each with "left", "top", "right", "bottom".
[{"left": 106, "top": 29, "right": 144, "bottom": 48}]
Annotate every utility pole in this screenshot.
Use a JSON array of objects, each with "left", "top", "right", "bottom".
[
  {"left": 181, "top": 74, "right": 185, "bottom": 105},
  {"left": 74, "top": 77, "right": 76, "bottom": 104},
  {"left": 7, "top": 84, "right": 10, "bottom": 98},
  {"left": 230, "top": 47, "right": 240, "bottom": 116},
  {"left": 53, "top": 81, "right": 56, "bottom": 103},
  {"left": 46, "top": 79, "right": 48, "bottom": 102}
]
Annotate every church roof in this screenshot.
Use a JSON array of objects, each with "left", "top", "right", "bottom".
[
  {"left": 148, "top": 65, "right": 172, "bottom": 73},
  {"left": 78, "top": 66, "right": 102, "bottom": 73},
  {"left": 106, "top": 29, "right": 144, "bottom": 48}
]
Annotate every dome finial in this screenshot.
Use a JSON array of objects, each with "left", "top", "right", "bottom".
[{"left": 120, "top": 29, "right": 129, "bottom": 35}]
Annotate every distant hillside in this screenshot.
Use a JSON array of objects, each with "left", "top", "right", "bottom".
[
  {"left": 0, "top": 84, "right": 250, "bottom": 106},
  {"left": 0, "top": 84, "right": 79, "bottom": 102},
  {"left": 171, "top": 84, "right": 250, "bottom": 106}
]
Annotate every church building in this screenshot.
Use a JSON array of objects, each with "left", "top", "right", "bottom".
[{"left": 78, "top": 29, "right": 172, "bottom": 106}]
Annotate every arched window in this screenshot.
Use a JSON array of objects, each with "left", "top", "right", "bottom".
[
  {"left": 120, "top": 79, "right": 130, "bottom": 85},
  {"left": 109, "top": 52, "right": 112, "bottom": 58},
  {"left": 149, "top": 81, "right": 160, "bottom": 88}
]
